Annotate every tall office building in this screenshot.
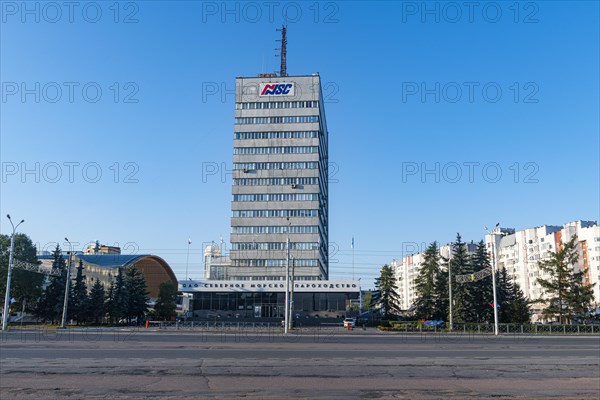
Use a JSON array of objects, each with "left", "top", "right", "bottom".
[{"left": 227, "top": 74, "right": 329, "bottom": 281}]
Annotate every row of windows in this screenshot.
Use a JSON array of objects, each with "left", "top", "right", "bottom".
[
  {"left": 234, "top": 146, "right": 318, "bottom": 155},
  {"left": 232, "top": 259, "right": 319, "bottom": 267},
  {"left": 231, "top": 242, "right": 319, "bottom": 251},
  {"left": 234, "top": 131, "right": 318, "bottom": 140},
  {"left": 233, "top": 193, "right": 319, "bottom": 202},
  {"left": 232, "top": 226, "right": 319, "bottom": 234},
  {"left": 234, "top": 162, "right": 319, "bottom": 171},
  {"left": 232, "top": 209, "right": 318, "bottom": 218},
  {"left": 236, "top": 101, "right": 319, "bottom": 110},
  {"left": 235, "top": 116, "right": 319, "bottom": 125},
  {"left": 233, "top": 177, "right": 318, "bottom": 186}
]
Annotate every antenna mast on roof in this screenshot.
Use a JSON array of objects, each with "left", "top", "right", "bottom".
[{"left": 275, "top": 24, "right": 288, "bottom": 77}]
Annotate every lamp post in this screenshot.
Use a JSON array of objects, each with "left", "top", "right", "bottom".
[
  {"left": 485, "top": 223, "right": 501, "bottom": 336},
  {"left": 448, "top": 261, "right": 453, "bottom": 331},
  {"left": 2, "top": 214, "right": 24, "bottom": 331},
  {"left": 61, "top": 237, "right": 74, "bottom": 329}
]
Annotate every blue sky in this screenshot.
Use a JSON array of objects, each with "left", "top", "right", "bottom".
[{"left": 1, "top": 1, "right": 599, "bottom": 288}]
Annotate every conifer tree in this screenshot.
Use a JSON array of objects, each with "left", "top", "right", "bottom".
[
  {"left": 371, "top": 264, "right": 400, "bottom": 318},
  {"left": 450, "top": 234, "right": 477, "bottom": 323},
  {"left": 35, "top": 245, "right": 67, "bottom": 323},
  {"left": 125, "top": 266, "right": 149, "bottom": 324},
  {"left": 69, "top": 259, "right": 88, "bottom": 324},
  {"left": 414, "top": 242, "right": 442, "bottom": 320},
  {"left": 88, "top": 278, "right": 105, "bottom": 324}
]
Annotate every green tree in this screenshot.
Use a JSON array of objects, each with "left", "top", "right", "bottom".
[
  {"left": 0, "top": 233, "right": 44, "bottom": 315},
  {"left": 496, "top": 268, "right": 531, "bottom": 323},
  {"left": 537, "top": 235, "right": 595, "bottom": 323},
  {"left": 88, "top": 278, "right": 105, "bottom": 324},
  {"left": 414, "top": 242, "right": 443, "bottom": 320},
  {"left": 450, "top": 234, "right": 477, "bottom": 323},
  {"left": 470, "top": 241, "right": 493, "bottom": 323},
  {"left": 361, "top": 291, "right": 373, "bottom": 311},
  {"left": 154, "top": 280, "right": 178, "bottom": 320},
  {"left": 69, "top": 259, "right": 88, "bottom": 324},
  {"left": 107, "top": 269, "right": 128, "bottom": 323},
  {"left": 432, "top": 257, "right": 449, "bottom": 321},
  {"left": 124, "top": 266, "right": 149, "bottom": 324},
  {"left": 371, "top": 264, "right": 400, "bottom": 318},
  {"left": 35, "top": 245, "right": 67, "bottom": 323}
]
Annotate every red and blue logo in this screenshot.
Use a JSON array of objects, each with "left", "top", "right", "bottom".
[{"left": 260, "top": 83, "right": 294, "bottom": 96}]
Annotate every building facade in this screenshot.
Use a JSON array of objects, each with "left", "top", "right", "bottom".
[
  {"left": 391, "top": 220, "right": 600, "bottom": 319},
  {"left": 227, "top": 75, "right": 329, "bottom": 281},
  {"left": 486, "top": 220, "right": 600, "bottom": 318},
  {"left": 392, "top": 242, "right": 477, "bottom": 311}
]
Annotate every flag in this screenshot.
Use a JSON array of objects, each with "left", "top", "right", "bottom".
[
  {"left": 188, "top": 238, "right": 192, "bottom": 245},
  {"left": 351, "top": 237, "right": 354, "bottom": 249}
]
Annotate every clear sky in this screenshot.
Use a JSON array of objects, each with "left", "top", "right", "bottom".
[{"left": 1, "top": 1, "right": 599, "bottom": 288}]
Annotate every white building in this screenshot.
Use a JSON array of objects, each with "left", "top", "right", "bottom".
[
  {"left": 486, "top": 220, "right": 600, "bottom": 320},
  {"left": 392, "top": 220, "right": 600, "bottom": 320},
  {"left": 392, "top": 242, "right": 477, "bottom": 311}
]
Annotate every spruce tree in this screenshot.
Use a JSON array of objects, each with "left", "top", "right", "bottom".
[
  {"left": 154, "top": 280, "right": 178, "bottom": 320},
  {"left": 432, "top": 257, "right": 449, "bottom": 321},
  {"left": 125, "top": 266, "right": 149, "bottom": 324},
  {"left": 450, "top": 234, "right": 476, "bottom": 323},
  {"left": 0, "top": 233, "right": 44, "bottom": 314},
  {"left": 537, "top": 235, "right": 595, "bottom": 323},
  {"left": 108, "top": 268, "right": 128, "bottom": 323},
  {"left": 88, "top": 279, "right": 105, "bottom": 324},
  {"left": 414, "top": 242, "right": 442, "bottom": 320},
  {"left": 69, "top": 259, "right": 88, "bottom": 324},
  {"left": 470, "top": 241, "right": 493, "bottom": 323},
  {"left": 35, "top": 245, "right": 67, "bottom": 323},
  {"left": 372, "top": 264, "right": 401, "bottom": 319}
]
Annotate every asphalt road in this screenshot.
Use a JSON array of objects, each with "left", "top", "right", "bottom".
[{"left": 1, "top": 328, "right": 599, "bottom": 399}]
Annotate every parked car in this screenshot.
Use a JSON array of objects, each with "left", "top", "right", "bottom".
[
  {"left": 343, "top": 318, "right": 356, "bottom": 328},
  {"left": 423, "top": 320, "right": 445, "bottom": 328}
]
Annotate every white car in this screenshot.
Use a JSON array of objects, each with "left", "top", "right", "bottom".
[{"left": 343, "top": 318, "right": 356, "bottom": 328}]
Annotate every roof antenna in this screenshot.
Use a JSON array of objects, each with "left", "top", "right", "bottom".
[{"left": 275, "top": 24, "right": 288, "bottom": 77}]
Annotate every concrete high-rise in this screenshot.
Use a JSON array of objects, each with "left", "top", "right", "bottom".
[{"left": 226, "top": 74, "right": 329, "bottom": 281}]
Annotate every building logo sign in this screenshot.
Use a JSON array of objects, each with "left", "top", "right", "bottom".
[{"left": 259, "top": 82, "right": 294, "bottom": 96}]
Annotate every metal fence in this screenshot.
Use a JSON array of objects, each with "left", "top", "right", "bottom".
[{"left": 389, "top": 322, "right": 599, "bottom": 335}]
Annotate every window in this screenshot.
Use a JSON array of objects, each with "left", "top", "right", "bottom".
[
  {"left": 234, "top": 131, "right": 319, "bottom": 140},
  {"left": 233, "top": 177, "right": 318, "bottom": 186},
  {"left": 231, "top": 226, "right": 319, "bottom": 234},
  {"left": 233, "top": 146, "right": 318, "bottom": 155},
  {"left": 234, "top": 162, "right": 319, "bottom": 171},
  {"left": 232, "top": 210, "right": 318, "bottom": 218},
  {"left": 235, "top": 101, "right": 319, "bottom": 110},
  {"left": 235, "top": 116, "right": 319, "bottom": 125},
  {"left": 232, "top": 193, "right": 320, "bottom": 202}
]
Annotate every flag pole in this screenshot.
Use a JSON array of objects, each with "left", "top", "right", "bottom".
[{"left": 186, "top": 238, "right": 191, "bottom": 280}]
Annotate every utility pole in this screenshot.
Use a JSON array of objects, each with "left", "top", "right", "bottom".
[
  {"left": 61, "top": 238, "right": 74, "bottom": 329},
  {"left": 2, "top": 214, "right": 24, "bottom": 331},
  {"left": 485, "top": 223, "right": 501, "bottom": 336},
  {"left": 284, "top": 235, "right": 290, "bottom": 334},
  {"left": 289, "top": 256, "right": 295, "bottom": 330},
  {"left": 448, "top": 261, "right": 453, "bottom": 331}
]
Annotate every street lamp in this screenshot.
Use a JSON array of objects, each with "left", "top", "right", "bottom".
[
  {"left": 2, "top": 214, "right": 25, "bottom": 331},
  {"left": 61, "top": 237, "right": 74, "bottom": 329},
  {"left": 485, "top": 223, "right": 501, "bottom": 336}
]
